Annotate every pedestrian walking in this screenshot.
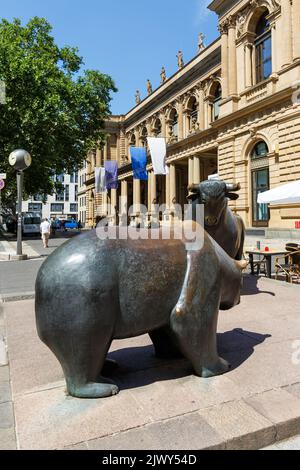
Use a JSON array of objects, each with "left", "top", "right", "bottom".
[{"left": 40, "top": 218, "right": 51, "bottom": 248}]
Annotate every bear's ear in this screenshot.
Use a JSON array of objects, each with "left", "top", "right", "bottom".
[
  {"left": 187, "top": 192, "right": 199, "bottom": 202},
  {"left": 227, "top": 192, "right": 239, "bottom": 200}
]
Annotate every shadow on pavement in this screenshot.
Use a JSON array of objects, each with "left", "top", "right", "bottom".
[
  {"left": 241, "top": 274, "right": 276, "bottom": 296},
  {"left": 107, "top": 328, "right": 270, "bottom": 390}
]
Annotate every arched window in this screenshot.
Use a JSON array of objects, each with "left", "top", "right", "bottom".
[
  {"left": 251, "top": 141, "right": 269, "bottom": 159},
  {"left": 251, "top": 140, "right": 270, "bottom": 226},
  {"left": 187, "top": 97, "right": 198, "bottom": 132},
  {"left": 140, "top": 126, "right": 148, "bottom": 147},
  {"left": 130, "top": 134, "right": 136, "bottom": 147},
  {"left": 255, "top": 12, "right": 272, "bottom": 83},
  {"left": 169, "top": 108, "right": 178, "bottom": 140},
  {"left": 153, "top": 118, "right": 162, "bottom": 137},
  {"left": 213, "top": 83, "right": 222, "bottom": 121}
]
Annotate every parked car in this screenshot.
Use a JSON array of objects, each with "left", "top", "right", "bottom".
[{"left": 64, "top": 218, "right": 78, "bottom": 230}]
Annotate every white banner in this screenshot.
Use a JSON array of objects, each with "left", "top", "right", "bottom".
[
  {"left": 147, "top": 137, "right": 169, "bottom": 175},
  {"left": 95, "top": 167, "right": 106, "bottom": 193}
]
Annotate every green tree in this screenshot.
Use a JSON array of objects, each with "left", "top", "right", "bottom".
[{"left": 0, "top": 17, "right": 117, "bottom": 209}]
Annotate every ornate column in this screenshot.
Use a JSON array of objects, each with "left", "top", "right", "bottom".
[
  {"left": 271, "top": 22, "right": 277, "bottom": 73},
  {"left": 177, "top": 98, "right": 184, "bottom": 140},
  {"left": 119, "top": 180, "right": 128, "bottom": 226},
  {"left": 151, "top": 171, "right": 157, "bottom": 206},
  {"left": 244, "top": 43, "right": 253, "bottom": 88},
  {"left": 228, "top": 16, "right": 237, "bottom": 96},
  {"left": 282, "top": 0, "right": 293, "bottom": 67},
  {"left": 110, "top": 188, "right": 117, "bottom": 223},
  {"left": 219, "top": 21, "right": 229, "bottom": 99},
  {"left": 147, "top": 171, "right": 152, "bottom": 212},
  {"left": 134, "top": 129, "right": 140, "bottom": 147},
  {"left": 133, "top": 178, "right": 141, "bottom": 213},
  {"left": 188, "top": 158, "right": 194, "bottom": 186},
  {"left": 165, "top": 169, "right": 170, "bottom": 210},
  {"left": 160, "top": 109, "right": 167, "bottom": 138},
  {"left": 198, "top": 85, "right": 205, "bottom": 130},
  {"left": 96, "top": 148, "right": 101, "bottom": 167},
  {"left": 104, "top": 140, "right": 108, "bottom": 163},
  {"left": 169, "top": 164, "right": 176, "bottom": 209},
  {"left": 193, "top": 157, "right": 201, "bottom": 184},
  {"left": 293, "top": 0, "right": 300, "bottom": 61}
]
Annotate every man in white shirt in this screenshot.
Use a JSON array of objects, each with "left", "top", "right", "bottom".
[{"left": 40, "top": 218, "right": 51, "bottom": 248}]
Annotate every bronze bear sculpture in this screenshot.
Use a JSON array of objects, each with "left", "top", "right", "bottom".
[{"left": 35, "top": 223, "right": 246, "bottom": 399}]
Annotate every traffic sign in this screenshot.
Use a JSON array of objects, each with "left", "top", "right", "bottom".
[
  {"left": 0, "top": 173, "right": 6, "bottom": 179},
  {"left": 0, "top": 179, "right": 5, "bottom": 190}
]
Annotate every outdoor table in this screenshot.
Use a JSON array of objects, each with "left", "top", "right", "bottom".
[{"left": 246, "top": 249, "right": 289, "bottom": 279}]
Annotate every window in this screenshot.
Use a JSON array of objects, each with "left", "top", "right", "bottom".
[
  {"left": 33, "top": 194, "right": 43, "bottom": 202},
  {"left": 56, "top": 189, "right": 64, "bottom": 201},
  {"left": 65, "top": 185, "right": 69, "bottom": 202},
  {"left": 153, "top": 119, "right": 162, "bottom": 137},
  {"left": 169, "top": 109, "right": 178, "bottom": 140},
  {"left": 51, "top": 203, "right": 64, "bottom": 212},
  {"left": 213, "top": 83, "right": 222, "bottom": 121},
  {"left": 75, "top": 185, "right": 78, "bottom": 201},
  {"left": 251, "top": 141, "right": 269, "bottom": 159},
  {"left": 255, "top": 12, "right": 272, "bottom": 83},
  {"left": 251, "top": 141, "right": 270, "bottom": 226},
  {"left": 28, "top": 203, "right": 42, "bottom": 212},
  {"left": 70, "top": 203, "right": 78, "bottom": 212},
  {"left": 56, "top": 174, "right": 64, "bottom": 183}
]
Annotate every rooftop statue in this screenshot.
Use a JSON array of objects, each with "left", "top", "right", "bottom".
[
  {"left": 160, "top": 66, "right": 166, "bottom": 83},
  {"left": 177, "top": 50, "right": 184, "bottom": 69},
  {"left": 198, "top": 32, "right": 205, "bottom": 52},
  {"left": 135, "top": 90, "right": 141, "bottom": 105},
  {"left": 147, "top": 79, "right": 152, "bottom": 95}
]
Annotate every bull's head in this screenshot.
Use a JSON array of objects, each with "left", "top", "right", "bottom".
[{"left": 187, "top": 180, "right": 241, "bottom": 227}]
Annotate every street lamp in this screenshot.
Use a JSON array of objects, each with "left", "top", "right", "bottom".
[{"left": 8, "top": 149, "right": 32, "bottom": 257}]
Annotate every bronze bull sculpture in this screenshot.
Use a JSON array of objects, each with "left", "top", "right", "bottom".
[
  {"left": 35, "top": 224, "right": 246, "bottom": 399},
  {"left": 188, "top": 180, "right": 245, "bottom": 260}
]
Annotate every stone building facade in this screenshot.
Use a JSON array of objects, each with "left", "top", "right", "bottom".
[{"left": 81, "top": 0, "right": 300, "bottom": 232}]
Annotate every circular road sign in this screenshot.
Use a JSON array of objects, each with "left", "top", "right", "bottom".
[{"left": 0, "top": 179, "right": 5, "bottom": 190}]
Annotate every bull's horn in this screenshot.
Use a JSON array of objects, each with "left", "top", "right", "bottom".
[
  {"left": 226, "top": 182, "right": 241, "bottom": 192},
  {"left": 235, "top": 259, "right": 248, "bottom": 271},
  {"left": 187, "top": 184, "right": 199, "bottom": 193}
]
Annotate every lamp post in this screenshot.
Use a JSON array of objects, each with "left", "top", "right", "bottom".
[{"left": 8, "top": 149, "right": 32, "bottom": 257}]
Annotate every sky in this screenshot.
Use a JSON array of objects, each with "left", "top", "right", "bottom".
[{"left": 0, "top": 0, "right": 219, "bottom": 115}]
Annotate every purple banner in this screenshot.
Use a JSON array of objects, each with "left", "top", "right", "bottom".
[{"left": 105, "top": 161, "right": 118, "bottom": 190}]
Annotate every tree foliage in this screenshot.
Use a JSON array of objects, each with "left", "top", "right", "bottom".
[{"left": 0, "top": 17, "right": 117, "bottom": 208}]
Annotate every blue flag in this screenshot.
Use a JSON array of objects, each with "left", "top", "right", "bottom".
[
  {"left": 130, "top": 147, "right": 148, "bottom": 180},
  {"left": 105, "top": 161, "right": 118, "bottom": 189}
]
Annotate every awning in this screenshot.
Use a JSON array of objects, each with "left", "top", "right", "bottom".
[{"left": 257, "top": 180, "right": 300, "bottom": 205}]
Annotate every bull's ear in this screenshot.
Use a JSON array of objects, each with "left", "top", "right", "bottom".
[{"left": 227, "top": 192, "right": 239, "bottom": 200}]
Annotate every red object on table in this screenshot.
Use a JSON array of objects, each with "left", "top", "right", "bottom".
[
  {"left": 265, "top": 247, "right": 269, "bottom": 252},
  {"left": 296, "top": 221, "right": 300, "bottom": 229}
]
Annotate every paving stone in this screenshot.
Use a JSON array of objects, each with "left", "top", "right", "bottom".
[
  {"left": 14, "top": 386, "right": 153, "bottom": 450},
  {"left": 198, "top": 400, "right": 275, "bottom": 450},
  {"left": 87, "top": 412, "right": 225, "bottom": 450},
  {"left": 0, "top": 365, "right": 9, "bottom": 382},
  {"left": 245, "top": 389, "right": 300, "bottom": 441},
  {"left": 223, "top": 340, "right": 300, "bottom": 395},
  {"left": 0, "top": 428, "right": 17, "bottom": 450},
  {"left": 283, "top": 382, "right": 300, "bottom": 400},
  {"left": 0, "top": 382, "right": 11, "bottom": 404},
  {"left": 262, "top": 434, "right": 300, "bottom": 450},
  {"left": 0, "top": 402, "right": 14, "bottom": 429}
]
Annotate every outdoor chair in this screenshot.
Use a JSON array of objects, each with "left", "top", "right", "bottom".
[{"left": 275, "top": 243, "right": 300, "bottom": 284}]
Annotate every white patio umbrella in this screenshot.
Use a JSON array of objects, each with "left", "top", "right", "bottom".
[{"left": 257, "top": 180, "right": 300, "bottom": 205}]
